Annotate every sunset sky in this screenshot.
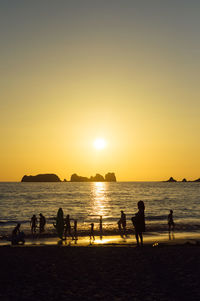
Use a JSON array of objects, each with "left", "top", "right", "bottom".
[{"left": 1, "top": 1, "right": 200, "bottom": 181}]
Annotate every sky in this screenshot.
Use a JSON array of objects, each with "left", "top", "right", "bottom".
[{"left": 0, "top": 0, "right": 200, "bottom": 181}]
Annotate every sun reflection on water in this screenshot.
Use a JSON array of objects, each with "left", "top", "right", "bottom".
[{"left": 90, "top": 182, "right": 110, "bottom": 219}]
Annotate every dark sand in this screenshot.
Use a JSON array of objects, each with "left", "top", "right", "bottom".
[{"left": 0, "top": 245, "right": 200, "bottom": 301}]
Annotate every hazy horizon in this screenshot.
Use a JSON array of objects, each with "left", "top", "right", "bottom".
[{"left": 1, "top": 1, "right": 200, "bottom": 181}]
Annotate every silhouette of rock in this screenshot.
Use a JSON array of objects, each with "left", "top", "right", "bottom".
[
  {"left": 193, "top": 178, "right": 200, "bottom": 182},
  {"left": 166, "top": 177, "right": 177, "bottom": 182},
  {"left": 105, "top": 172, "right": 116, "bottom": 182},
  {"left": 182, "top": 178, "right": 187, "bottom": 182},
  {"left": 21, "top": 174, "right": 61, "bottom": 182},
  {"left": 70, "top": 174, "right": 89, "bottom": 182},
  {"left": 90, "top": 174, "right": 105, "bottom": 182},
  {"left": 70, "top": 172, "right": 117, "bottom": 182}
]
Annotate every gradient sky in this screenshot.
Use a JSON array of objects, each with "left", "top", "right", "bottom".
[{"left": 1, "top": 1, "right": 200, "bottom": 181}]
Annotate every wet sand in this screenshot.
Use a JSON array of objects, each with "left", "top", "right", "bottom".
[
  {"left": 1, "top": 231, "right": 200, "bottom": 247},
  {"left": 0, "top": 243, "right": 200, "bottom": 300}
]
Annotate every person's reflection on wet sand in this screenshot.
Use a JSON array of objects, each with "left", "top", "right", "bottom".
[{"left": 169, "top": 232, "right": 175, "bottom": 240}]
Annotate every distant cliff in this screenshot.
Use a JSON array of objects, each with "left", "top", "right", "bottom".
[
  {"left": 70, "top": 172, "right": 117, "bottom": 182},
  {"left": 21, "top": 174, "right": 61, "bottom": 182}
]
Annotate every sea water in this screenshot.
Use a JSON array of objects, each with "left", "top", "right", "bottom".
[{"left": 0, "top": 182, "right": 200, "bottom": 236}]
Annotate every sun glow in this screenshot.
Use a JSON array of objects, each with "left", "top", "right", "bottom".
[{"left": 93, "top": 138, "right": 107, "bottom": 150}]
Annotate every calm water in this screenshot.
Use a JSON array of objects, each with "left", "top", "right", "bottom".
[{"left": 0, "top": 182, "right": 200, "bottom": 235}]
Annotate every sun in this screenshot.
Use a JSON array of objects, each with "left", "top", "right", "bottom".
[{"left": 93, "top": 138, "right": 107, "bottom": 150}]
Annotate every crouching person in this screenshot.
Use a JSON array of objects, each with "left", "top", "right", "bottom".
[{"left": 11, "top": 223, "right": 25, "bottom": 245}]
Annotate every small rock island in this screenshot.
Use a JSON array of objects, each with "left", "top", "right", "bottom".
[
  {"left": 165, "top": 177, "right": 200, "bottom": 182},
  {"left": 165, "top": 177, "right": 177, "bottom": 182},
  {"left": 21, "top": 174, "right": 61, "bottom": 182}
]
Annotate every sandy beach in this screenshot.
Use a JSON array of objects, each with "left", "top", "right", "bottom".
[{"left": 0, "top": 243, "right": 200, "bottom": 300}]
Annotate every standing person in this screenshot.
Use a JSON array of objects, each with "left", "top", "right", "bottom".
[
  {"left": 73, "top": 220, "right": 78, "bottom": 241},
  {"left": 99, "top": 216, "right": 103, "bottom": 239},
  {"left": 132, "top": 201, "right": 145, "bottom": 247},
  {"left": 168, "top": 210, "right": 175, "bottom": 233},
  {"left": 30, "top": 214, "right": 37, "bottom": 235},
  {"left": 39, "top": 213, "right": 46, "bottom": 233},
  {"left": 54, "top": 208, "right": 64, "bottom": 239},
  {"left": 90, "top": 223, "right": 95, "bottom": 241},
  {"left": 121, "top": 210, "right": 127, "bottom": 236},
  {"left": 117, "top": 218, "right": 122, "bottom": 236},
  {"left": 64, "top": 214, "right": 73, "bottom": 239}
]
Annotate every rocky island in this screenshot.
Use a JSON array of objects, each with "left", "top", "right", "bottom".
[
  {"left": 165, "top": 177, "right": 200, "bottom": 182},
  {"left": 21, "top": 172, "right": 117, "bottom": 182},
  {"left": 165, "top": 177, "right": 177, "bottom": 182},
  {"left": 70, "top": 172, "right": 116, "bottom": 182},
  {"left": 21, "top": 174, "right": 61, "bottom": 182}
]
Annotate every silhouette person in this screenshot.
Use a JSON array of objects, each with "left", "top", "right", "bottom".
[
  {"left": 54, "top": 208, "right": 64, "bottom": 239},
  {"left": 30, "top": 214, "right": 37, "bottom": 235},
  {"left": 120, "top": 210, "right": 127, "bottom": 236},
  {"left": 11, "top": 223, "right": 25, "bottom": 245},
  {"left": 64, "top": 215, "right": 73, "bottom": 239},
  {"left": 90, "top": 223, "right": 95, "bottom": 241},
  {"left": 117, "top": 219, "right": 122, "bottom": 236},
  {"left": 99, "top": 216, "right": 103, "bottom": 239},
  {"left": 73, "top": 220, "right": 78, "bottom": 241},
  {"left": 39, "top": 213, "right": 46, "bottom": 233},
  {"left": 132, "top": 201, "right": 145, "bottom": 246},
  {"left": 168, "top": 210, "right": 175, "bottom": 233}
]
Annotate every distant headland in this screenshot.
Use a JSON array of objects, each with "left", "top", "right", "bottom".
[
  {"left": 165, "top": 177, "right": 200, "bottom": 182},
  {"left": 21, "top": 172, "right": 117, "bottom": 182}
]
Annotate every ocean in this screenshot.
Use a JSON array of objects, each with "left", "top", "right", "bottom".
[{"left": 0, "top": 182, "right": 200, "bottom": 237}]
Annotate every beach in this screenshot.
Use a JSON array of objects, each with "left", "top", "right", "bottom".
[
  {"left": 0, "top": 244, "right": 200, "bottom": 300},
  {"left": 1, "top": 182, "right": 200, "bottom": 300}
]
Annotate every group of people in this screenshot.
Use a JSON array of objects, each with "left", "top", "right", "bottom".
[
  {"left": 11, "top": 201, "right": 175, "bottom": 246},
  {"left": 118, "top": 201, "right": 146, "bottom": 246},
  {"left": 54, "top": 201, "right": 147, "bottom": 246},
  {"left": 54, "top": 208, "right": 78, "bottom": 240},
  {"left": 30, "top": 213, "right": 46, "bottom": 235},
  {"left": 117, "top": 202, "right": 175, "bottom": 246},
  {"left": 11, "top": 213, "right": 46, "bottom": 245}
]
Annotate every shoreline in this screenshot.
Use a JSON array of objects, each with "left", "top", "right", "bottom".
[{"left": 1, "top": 231, "right": 200, "bottom": 247}]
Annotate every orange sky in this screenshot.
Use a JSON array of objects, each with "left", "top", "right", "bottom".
[{"left": 1, "top": 1, "right": 200, "bottom": 181}]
